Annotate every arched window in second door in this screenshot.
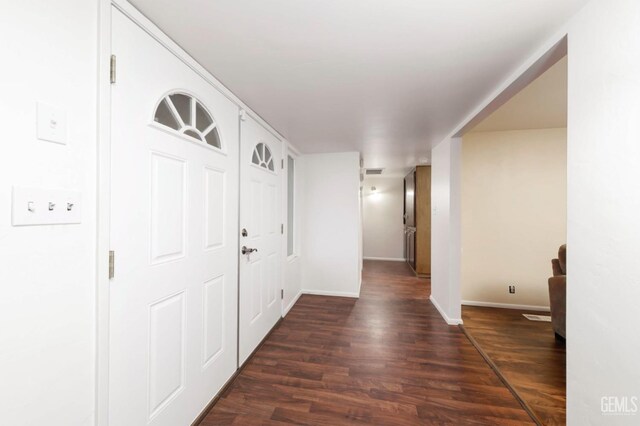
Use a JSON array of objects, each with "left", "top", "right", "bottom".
[
  {"left": 153, "top": 92, "right": 222, "bottom": 149},
  {"left": 251, "top": 142, "right": 274, "bottom": 171}
]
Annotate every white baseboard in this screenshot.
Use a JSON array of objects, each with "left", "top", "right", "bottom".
[
  {"left": 429, "top": 295, "right": 463, "bottom": 325},
  {"left": 462, "top": 300, "right": 550, "bottom": 312},
  {"left": 363, "top": 257, "right": 405, "bottom": 262},
  {"left": 283, "top": 290, "right": 303, "bottom": 317},
  {"left": 302, "top": 289, "right": 360, "bottom": 298}
]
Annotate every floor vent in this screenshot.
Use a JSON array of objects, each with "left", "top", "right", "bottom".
[{"left": 522, "top": 314, "right": 552, "bottom": 322}]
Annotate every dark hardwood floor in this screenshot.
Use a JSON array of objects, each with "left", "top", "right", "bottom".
[
  {"left": 462, "top": 306, "right": 566, "bottom": 425},
  {"left": 199, "top": 260, "right": 533, "bottom": 425}
]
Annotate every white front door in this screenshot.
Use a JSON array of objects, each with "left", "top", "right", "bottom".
[
  {"left": 109, "top": 8, "right": 238, "bottom": 426},
  {"left": 239, "top": 116, "right": 283, "bottom": 364}
]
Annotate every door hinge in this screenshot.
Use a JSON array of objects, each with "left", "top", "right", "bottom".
[
  {"left": 110, "top": 54, "right": 116, "bottom": 84},
  {"left": 281, "top": 289, "right": 284, "bottom": 299},
  {"left": 281, "top": 223, "right": 284, "bottom": 234},
  {"left": 281, "top": 159, "right": 284, "bottom": 169},
  {"left": 108, "top": 250, "right": 115, "bottom": 279}
]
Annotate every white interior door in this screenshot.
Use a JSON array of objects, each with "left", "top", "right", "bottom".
[
  {"left": 109, "top": 8, "right": 238, "bottom": 426},
  {"left": 239, "top": 116, "right": 283, "bottom": 364}
]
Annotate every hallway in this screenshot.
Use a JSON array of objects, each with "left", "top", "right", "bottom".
[{"left": 200, "top": 260, "right": 533, "bottom": 425}]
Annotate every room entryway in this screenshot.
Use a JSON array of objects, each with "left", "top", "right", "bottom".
[
  {"left": 458, "top": 53, "right": 568, "bottom": 425},
  {"left": 361, "top": 167, "right": 431, "bottom": 279}
]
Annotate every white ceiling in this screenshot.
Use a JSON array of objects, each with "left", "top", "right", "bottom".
[
  {"left": 129, "top": 0, "right": 587, "bottom": 173},
  {"left": 471, "top": 56, "right": 567, "bottom": 132}
]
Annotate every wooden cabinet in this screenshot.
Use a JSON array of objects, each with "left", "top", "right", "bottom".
[{"left": 404, "top": 166, "right": 431, "bottom": 276}]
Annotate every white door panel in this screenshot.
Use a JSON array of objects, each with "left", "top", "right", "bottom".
[
  {"left": 110, "top": 8, "right": 238, "bottom": 426},
  {"left": 239, "top": 117, "right": 282, "bottom": 364}
]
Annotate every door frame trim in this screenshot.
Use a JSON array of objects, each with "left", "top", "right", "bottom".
[
  {"left": 281, "top": 141, "right": 301, "bottom": 317},
  {"left": 96, "top": 2, "right": 288, "bottom": 424}
]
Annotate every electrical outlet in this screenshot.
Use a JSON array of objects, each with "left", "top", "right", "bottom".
[{"left": 508, "top": 285, "right": 516, "bottom": 294}]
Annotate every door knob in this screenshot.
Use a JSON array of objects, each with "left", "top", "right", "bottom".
[{"left": 241, "top": 246, "right": 258, "bottom": 255}]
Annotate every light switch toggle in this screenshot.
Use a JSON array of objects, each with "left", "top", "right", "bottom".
[{"left": 12, "top": 187, "right": 81, "bottom": 226}]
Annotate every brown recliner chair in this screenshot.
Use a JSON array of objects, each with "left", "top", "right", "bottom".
[{"left": 548, "top": 244, "right": 566, "bottom": 339}]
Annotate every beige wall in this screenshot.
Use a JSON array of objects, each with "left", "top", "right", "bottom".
[
  {"left": 461, "top": 128, "right": 566, "bottom": 308},
  {"left": 362, "top": 176, "right": 405, "bottom": 260}
]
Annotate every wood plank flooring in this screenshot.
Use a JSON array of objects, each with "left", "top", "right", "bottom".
[
  {"left": 462, "top": 306, "right": 566, "bottom": 425},
  {"left": 199, "top": 260, "right": 533, "bottom": 425}
]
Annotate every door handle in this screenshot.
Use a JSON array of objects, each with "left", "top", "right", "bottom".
[{"left": 241, "top": 246, "right": 258, "bottom": 255}]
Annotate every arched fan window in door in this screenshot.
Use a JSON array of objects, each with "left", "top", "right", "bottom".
[
  {"left": 251, "top": 142, "right": 275, "bottom": 171},
  {"left": 153, "top": 92, "right": 221, "bottom": 149}
]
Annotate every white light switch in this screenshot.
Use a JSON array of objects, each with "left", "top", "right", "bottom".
[
  {"left": 37, "top": 102, "right": 67, "bottom": 145},
  {"left": 12, "top": 187, "right": 81, "bottom": 226}
]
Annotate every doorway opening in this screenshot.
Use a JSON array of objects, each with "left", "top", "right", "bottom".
[
  {"left": 361, "top": 167, "right": 432, "bottom": 281},
  {"left": 458, "top": 52, "right": 568, "bottom": 425}
]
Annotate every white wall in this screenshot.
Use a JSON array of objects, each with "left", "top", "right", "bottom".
[
  {"left": 461, "top": 129, "right": 567, "bottom": 309},
  {"left": 362, "top": 177, "right": 405, "bottom": 261},
  {"left": 430, "top": 138, "right": 462, "bottom": 325},
  {"left": 566, "top": 0, "right": 640, "bottom": 423},
  {"left": 300, "top": 152, "right": 362, "bottom": 297},
  {"left": 0, "top": 1, "right": 97, "bottom": 424}
]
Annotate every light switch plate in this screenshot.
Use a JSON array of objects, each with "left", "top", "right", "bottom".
[
  {"left": 12, "top": 186, "right": 81, "bottom": 226},
  {"left": 37, "top": 102, "right": 67, "bottom": 145}
]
